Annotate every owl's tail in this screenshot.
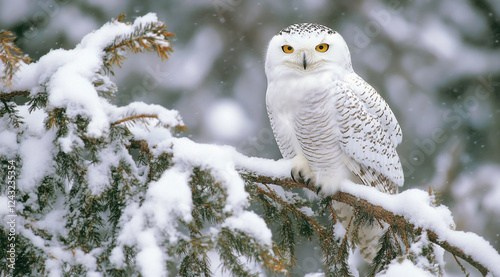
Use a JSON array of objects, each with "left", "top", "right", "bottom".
[{"left": 333, "top": 201, "right": 384, "bottom": 262}]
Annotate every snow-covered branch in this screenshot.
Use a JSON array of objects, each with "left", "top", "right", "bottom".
[
  {"left": 0, "top": 90, "right": 29, "bottom": 100},
  {"left": 245, "top": 174, "right": 498, "bottom": 276}
]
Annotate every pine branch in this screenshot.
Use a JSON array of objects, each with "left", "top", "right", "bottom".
[
  {"left": 112, "top": 114, "right": 160, "bottom": 126},
  {"left": 0, "top": 90, "right": 29, "bottom": 100},
  {"left": 0, "top": 31, "right": 31, "bottom": 87},
  {"left": 112, "top": 114, "right": 186, "bottom": 132},
  {"left": 0, "top": 97, "right": 24, "bottom": 128},
  {"left": 246, "top": 174, "right": 490, "bottom": 276},
  {"left": 102, "top": 14, "right": 174, "bottom": 75},
  {"left": 256, "top": 184, "right": 326, "bottom": 239}
]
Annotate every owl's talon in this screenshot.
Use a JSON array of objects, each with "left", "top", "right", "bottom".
[
  {"left": 306, "top": 178, "right": 311, "bottom": 187},
  {"left": 298, "top": 171, "right": 304, "bottom": 179},
  {"left": 291, "top": 170, "right": 297, "bottom": 183},
  {"left": 316, "top": 186, "right": 322, "bottom": 195}
]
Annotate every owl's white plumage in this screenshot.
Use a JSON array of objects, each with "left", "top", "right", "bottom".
[{"left": 265, "top": 23, "right": 404, "bottom": 261}]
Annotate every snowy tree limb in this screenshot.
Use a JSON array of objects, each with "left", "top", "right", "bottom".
[
  {"left": 0, "top": 90, "right": 29, "bottom": 100},
  {"left": 245, "top": 174, "right": 490, "bottom": 276}
]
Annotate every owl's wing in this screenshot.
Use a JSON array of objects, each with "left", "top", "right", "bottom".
[
  {"left": 331, "top": 81, "right": 403, "bottom": 193},
  {"left": 266, "top": 102, "right": 296, "bottom": 159},
  {"left": 346, "top": 73, "right": 402, "bottom": 146}
]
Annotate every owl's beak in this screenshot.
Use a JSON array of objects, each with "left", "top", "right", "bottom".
[{"left": 302, "top": 53, "right": 307, "bottom": 70}]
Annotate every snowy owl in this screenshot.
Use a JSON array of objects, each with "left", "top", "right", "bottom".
[{"left": 265, "top": 23, "right": 404, "bottom": 261}]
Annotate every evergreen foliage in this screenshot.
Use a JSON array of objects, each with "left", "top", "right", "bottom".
[
  {"left": 0, "top": 30, "right": 31, "bottom": 87},
  {"left": 0, "top": 14, "right": 498, "bottom": 277}
]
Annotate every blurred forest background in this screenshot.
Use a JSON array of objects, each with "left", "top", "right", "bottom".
[{"left": 1, "top": 0, "right": 499, "bottom": 274}]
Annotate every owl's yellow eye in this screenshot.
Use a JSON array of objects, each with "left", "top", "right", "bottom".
[
  {"left": 315, "top": 43, "right": 329, "bottom": 52},
  {"left": 281, "top": 45, "right": 294, "bottom": 53}
]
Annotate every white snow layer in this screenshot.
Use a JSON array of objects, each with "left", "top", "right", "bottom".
[
  {"left": 168, "top": 137, "right": 290, "bottom": 213},
  {"left": 223, "top": 210, "right": 272, "bottom": 245},
  {"left": 377, "top": 259, "right": 433, "bottom": 277}
]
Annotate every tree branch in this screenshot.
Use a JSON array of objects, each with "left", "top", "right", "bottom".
[
  {"left": 112, "top": 114, "right": 187, "bottom": 132},
  {"left": 0, "top": 90, "right": 30, "bottom": 100},
  {"left": 112, "top": 114, "right": 159, "bottom": 126},
  {"left": 246, "top": 174, "right": 490, "bottom": 276}
]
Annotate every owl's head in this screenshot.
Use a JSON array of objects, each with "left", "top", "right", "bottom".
[{"left": 265, "top": 23, "right": 352, "bottom": 77}]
